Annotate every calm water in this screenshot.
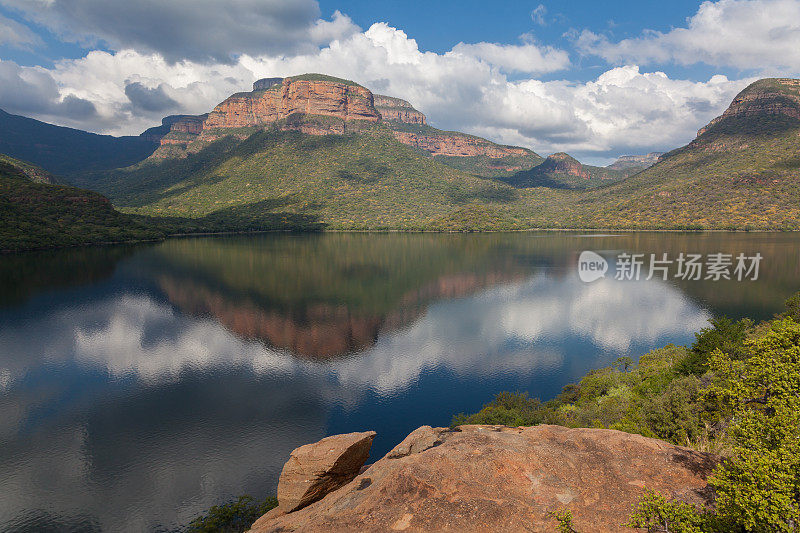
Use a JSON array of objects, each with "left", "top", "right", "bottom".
[{"left": 1, "top": 232, "right": 799, "bottom": 532}]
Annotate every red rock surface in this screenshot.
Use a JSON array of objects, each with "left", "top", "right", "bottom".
[
  {"left": 392, "top": 130, "right": 531, "bottom": 158},
  {"left": 374, "top": 94, "right": 427, "bottom": 125},
  {"left": 141, "top": 74, "right": 534, "bottom": 163},
  {"left": 202, "top": 77, "right": 380, "bottom": 131},
  {"left": 275, "top": 431, "right": 376, "bottom": 513},
  {"left": 249, "top": 425, "right": 719, "bottom": 533}
]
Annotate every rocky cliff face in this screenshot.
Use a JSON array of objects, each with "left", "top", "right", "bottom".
[
  {"left": 392, "top": 130, "right": 531, "bottom": 158},
  {"left": 141, "top": 73, "right": 534, "bottom": 165},
  {"left": 250, "top": 425, "right": 719, "bottom": 533},
  {"left": 140, "top": 114, "right": 207, "bottom": 143},
  {"left": 253, "top": 77, "right": 283, "bottom": 91},
  {"left": 373, "top": 94, "right": 427, "bottom": 125},
  {"left": 697, "top": 78, "right": 800, "bottom": 136},
  {"left": 203, "top": 76, "right": 380, "bottom": 132}
]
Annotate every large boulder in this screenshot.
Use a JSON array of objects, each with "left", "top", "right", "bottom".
[
  {"left": 250, "top": 425, "right": 719, "bottom": 532},
  {"left": 275, "top": 431, "right": 376, "bottom": 513}
]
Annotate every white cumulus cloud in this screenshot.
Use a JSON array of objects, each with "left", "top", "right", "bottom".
[
  {"left": 0, "top": 20, "right": 752, "bottom": 161},
  {"left": 577, "top": 0, "right": 800, "bottom": 72}
]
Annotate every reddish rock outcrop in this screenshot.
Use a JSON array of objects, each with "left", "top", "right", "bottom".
[
  {"left": 274, "top": 431, "right": 377, "bottom": 513},
  {"left": 392, "top": 130, "right": 531, "bottom": 158},
  {"left": 202, "top": 76, "right": 380, "bottom": 132},
  {"left": 140, "top": 74, "right": 537, "bottom": 164},
  {"left": 374, "top": 94, "right": 427, "bottom": 125},
  {"left": 250, "top": 425, "right": 719, "bottom": 533},
  {"left": 140, "top": 114, "right": 207, "bottom": 143}
]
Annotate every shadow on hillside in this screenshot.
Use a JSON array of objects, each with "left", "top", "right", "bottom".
[
  {"left": 150, "top": 196, "right": 327, "bottom": 235},
  {"left": 447, "top": 183, "right": 519, "bottom": 203},
  {"left": 702, "top": 113, "right": 800, "bottom": 138},
  {"left": 498, "top": 171, "right": 575, "bottom": 190},
  {"left": 198, "top": 198, "right": 327, "bottom": 231}
]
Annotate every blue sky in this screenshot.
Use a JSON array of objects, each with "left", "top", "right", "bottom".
[{"left": 0, "top": 0, "right": 798, "bottom": 164}]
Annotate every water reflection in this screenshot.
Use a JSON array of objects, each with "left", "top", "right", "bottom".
[{"left": 0, "top": 232, "right": 798, "bottom": 531}]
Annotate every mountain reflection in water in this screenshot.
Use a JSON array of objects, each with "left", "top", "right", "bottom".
[{"left": 0, "top": 232, "right": 798, "bottom": 532}]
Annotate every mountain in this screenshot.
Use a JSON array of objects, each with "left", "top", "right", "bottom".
[
  {"left": 0, "top": 155, "right": 162, "bottom": 252},
  {"left": 607, "top": 152, "right": 663, "bottom": 172},
  {"left": 130, "top": 74, "right": 542, "bottom": 177},
  {"left": 73, "top": 74, "right": 540, "bottom": 230},
  {"left": 500, "top": 152, "right": 630, "bottom": 189},
  {"left": 558, "top": 78, "right": 800, "bottom": 229},
  {"left": 0, "top": 108, "right": 158, "bottom": 176},
  {"left": 15, "top": 74, "right": 799, "bottom": 237},
  {"left": 71, "top": 75, "right": 800, "bottom": 231}
]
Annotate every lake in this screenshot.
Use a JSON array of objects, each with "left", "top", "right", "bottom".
[{"left": 1, "top": 232, "right": 798, "bottom": 532}]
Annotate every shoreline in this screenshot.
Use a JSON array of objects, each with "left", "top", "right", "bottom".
[{"left": 2, "top": 225, "right": 796, "bottom": 255}]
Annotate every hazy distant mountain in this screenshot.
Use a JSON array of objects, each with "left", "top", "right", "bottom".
[
  {"left": 607, "top": 152, "right": 663, "bottom": 172},
  {"left": 0, "top": 108, "right": 158, "bottom": 176}
]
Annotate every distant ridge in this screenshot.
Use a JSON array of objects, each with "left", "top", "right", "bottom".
[
  {"left": 0, "top": 108, "right": 157, "bottom": 176},
  {"left": 607, "top": 152, "right": 663, "bottom": 172},
  {"left": 501, "top": 152, "right": 630, "bottom": 189}
]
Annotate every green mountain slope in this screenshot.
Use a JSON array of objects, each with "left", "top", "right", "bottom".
[
  {"left": 0, "top": 108, "right": 157, "bottom": 176},
  {"left": 53, "top": 76, "right": 800, "bottom": 233},
  {"left": 0, "top": 154, "right": 57, "bottom": 184},
  {"left": 94, "top": 128, "right": 522, "bottom": 231},
  {"left": 560, "top": 78, "right": 800, "bottom": 229},
  {"left": 0, "top": 156, "right": 162, "bottom": 252}
]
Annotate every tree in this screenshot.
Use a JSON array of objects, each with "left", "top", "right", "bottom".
[{"left": 708, "top": 319, "right": 800, "bottom": 531}]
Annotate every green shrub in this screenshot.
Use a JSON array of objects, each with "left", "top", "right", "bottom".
[
  {"left": 677, "top": 317, "right": 751, "bottom": 375},
  {"left": 707, "top": 319, "right": 800, "bottom": 530},
  {"left": 549, "top": 509, "right": 578, "bottom": 533},
  {"left": 452, "top": 391, "right": 544, "bottom": 427},
  {"left": 626, "top": 490, "right": 726, "bottom": 533},
  {"left": 186, "top": 495, "right": 278, "bottom": 533}
]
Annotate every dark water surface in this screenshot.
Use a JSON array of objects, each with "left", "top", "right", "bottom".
[{"left": 1, "top": 232, "right": 798, "bottom": 531}]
